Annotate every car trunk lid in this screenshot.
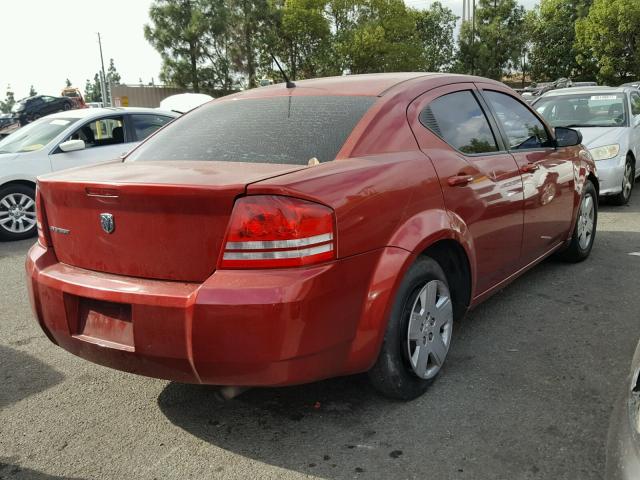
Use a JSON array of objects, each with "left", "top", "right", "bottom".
[{"left": 38, "top": 160, "right": 306, "bottom": 282}]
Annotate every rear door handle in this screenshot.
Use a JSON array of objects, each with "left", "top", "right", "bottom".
[
  {"left": 520, "top": 163, "right": 540, "bottom": 173},
  {"left": 447, "top": 175, "right": 474, "bottom": 187}
]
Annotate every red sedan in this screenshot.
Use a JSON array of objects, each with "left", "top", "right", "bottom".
[{"left": 26, "top": 73, "right": 598, "bottom": 400}]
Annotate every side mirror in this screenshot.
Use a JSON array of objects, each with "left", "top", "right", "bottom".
[
  {"left": 554, "top": 127, "right": 583, "bottom": 147},
  {"left": 59, "top": 139, "right": 85, "bottom": 152}
]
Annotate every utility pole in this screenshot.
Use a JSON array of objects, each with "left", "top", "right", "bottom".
[{"left": 97, "top": 32, "right": 109, "bottom": 106}]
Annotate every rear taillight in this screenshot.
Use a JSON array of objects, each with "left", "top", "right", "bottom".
[
  {"left": 220, "top": 195, "right": 336, "bottom": 269},
  {"left": 35, "top": 186, "right": 52, "bottom": 247}
]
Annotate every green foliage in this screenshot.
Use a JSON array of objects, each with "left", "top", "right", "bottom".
[
  {"left": 528, "top": 0, "right": 593, "bottom": 81},
  {"left": 107, "top": 59, "right": 122, "bottom": 85},
  {"left": 456, "top": 0, "right": 527, "bottom": 80},
  {"left": 84, "top": 74, "right": 103, "bottom": 103},
  {"left": 65, "top": 78, "right": 72, "bottom": 87},
  {"left": 28, "top": 85, "right": 37, "bottom": 97},
  {"left": 414, "top": 2, "right": 458, "bottom": 72},
  {"left": 575, "top": 0, "right": 640, "bottom": 84},
  {"left": 0, "top": 86, "right": 15, "bottom": 114}
]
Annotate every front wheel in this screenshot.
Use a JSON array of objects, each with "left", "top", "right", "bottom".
[
  {"left": 368, "top": 256, "right": 454, "bottom": 400},
  {"left": 557, "top": 179, "right": 597, "bottom": 262},
  {"left": 0, "top": 184, "right": 37, "bottom": 241},
  {"left": 611, "top": 157, "right": 634, "bottom": 205}
]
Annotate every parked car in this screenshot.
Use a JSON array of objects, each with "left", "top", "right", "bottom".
[
  {"left": 0, "top": 107, "right": 177, "bottom": 240},
  {"left": 606, "top": 337, "right": 640, "bottom": 479},
  {"left": 27, "top": 73, "right": 597, "bottom": 400},
  {"left": 0, "top": 113, "right": 18, "bottom": 135},
  {"left": 621, "top": 82, "right": 640, "bottom": 91},
  {"left": 534, "top": 86, "right": 640, "bottom": 204},
  {"left": 12, "top": 95, "right": 76, "bottom": 126},
  {"left": 159, "top": 93, "right": 212, "bottom": 114}
]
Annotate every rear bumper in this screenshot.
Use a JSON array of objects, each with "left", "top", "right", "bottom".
[{"left": 26, "top": 243, "right": 401, "bottom": 386}]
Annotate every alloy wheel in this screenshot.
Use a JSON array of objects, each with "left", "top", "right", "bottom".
[
  {"left": 623, "top": 162, "right": 634, "bottom": 201},
  {"left": 0, "top": 193, "right": 37, "bottom": 234},
  {"left": 407, "top": 279, "right": 453, "bottom": 380},
  {"left": 576, "top": 192, "right": 595, "bottom": 250}
]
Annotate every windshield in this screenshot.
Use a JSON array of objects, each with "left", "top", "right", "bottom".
[
  {"left": 127, "top": 95, "right": 376, "bottom": 164},
  {"left": 0, "top": 117, "right": 79, "bottom": 154},
  {"left": 534, "top": 93, "right": 628, "bottom": 128}
]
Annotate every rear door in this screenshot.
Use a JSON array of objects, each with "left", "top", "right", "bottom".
[
  {"left": 477, "top": 85, "right": 576, "bottom": 265},
  {"left": 49, "top": 115, "right": 135, "bottom": 171},
  {"left": 408, "top": 83, "right": 525, "bottom": 294},
  {"left": 629, "top": 91, "right": 640, "bottom": 176}
]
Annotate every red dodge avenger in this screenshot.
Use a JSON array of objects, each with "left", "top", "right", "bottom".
[{"left": 26, "top": 73, "right": 598, "bottom": 400}]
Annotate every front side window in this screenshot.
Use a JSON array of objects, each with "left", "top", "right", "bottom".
[
  {"left": 419, "top": 90, "right": 499, "bottom": 155},
  {"left": 68, "top": 117, "right": 124, "bottom": 148},
  {"left": 127, "top": 95, "right": 375, "bottom": 164},
  {"left": 0, "top": 117, "right": 79, "bottom": 153},
  {"left": 535, "top": 92, "right": 628, "bottom": 128},
  {"left": 485, "top": 91, "right": 551, "bottom": 150},
  {"left": 130, "top": 114, "right": 173, "bottom": 141},
  {"left": 631, "top": 92, "right": 640, "bottom": 116}
]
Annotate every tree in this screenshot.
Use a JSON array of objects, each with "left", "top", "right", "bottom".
[
  {"left": 456, "top": 0, "right": 527, "bottom": 80},
  {"left": 0, "top": 86, "right": 16, "bottom": 114},
  {"left": 413, "top": 2, "right": 458, "bottom": 72},
  {"left": 145, "top": 0, "right": 233, "bottom": 93},
  {"left": 229, "top": 0, "right": 271, "bottom": 88},
  {"left": 332, "top": 0, "right": 424, "bottom": 74},
  {"left": 107, "top": 58, "right": 122, "bottom": 85},
  {"left": 575, "top": 0, "right": 640, "bottom": 84},
  {"left": 65, "top": 78, "right": 72, "bottom": 87},
  {"left": 28, "top": 85, "right": 37, "bottom": 96},
  {"left": 528, "top": 0, "right": 593, "bottom": 82}
]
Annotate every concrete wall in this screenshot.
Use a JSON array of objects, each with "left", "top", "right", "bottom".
[{"left": 110, "top": 85, "right": 192, "bottom": 108}]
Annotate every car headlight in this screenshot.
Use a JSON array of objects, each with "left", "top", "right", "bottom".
[{"left": 589, "top": 144, "right": 620, "bottom": 161}]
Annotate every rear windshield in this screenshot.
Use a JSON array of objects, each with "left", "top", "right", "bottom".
[{"left": 127, "top": 95, "right": 375, "bottom": 164}]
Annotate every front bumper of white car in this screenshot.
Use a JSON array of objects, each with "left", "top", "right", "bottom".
[{"left": 596, "top": 155, "right": 627, "bottom": 196}]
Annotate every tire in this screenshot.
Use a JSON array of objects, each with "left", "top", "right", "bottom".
[
  {"left": 0, "top": 184, "right": 37, "bottom": 241},
  {"left": 368, "top": 256, "right": 454, "bottom": 400},
  {"left": 557, "top": 179, "right": 597, "bottom": 263},
  {"left": 62, "top": 102, "right": 71, "bottom": 111},
  {"left": 611, "top": 156, "right": 634, "bottom": 205}
]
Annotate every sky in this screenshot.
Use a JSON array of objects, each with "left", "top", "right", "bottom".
[{"left": 2, "top": 0, "right": 538, "bottom": 100}]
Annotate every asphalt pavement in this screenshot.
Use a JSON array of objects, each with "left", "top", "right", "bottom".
[{"left": 2, "top": 193, "right": 640, "bottom": 479}]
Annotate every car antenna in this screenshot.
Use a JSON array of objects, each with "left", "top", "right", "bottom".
[{"left": 270, "top": 53, "right": 296, "bottom": 89}]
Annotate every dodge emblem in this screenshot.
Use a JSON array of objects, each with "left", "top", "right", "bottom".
[{"left": 100, "top": 213, "right": 115, "bottom": 234}]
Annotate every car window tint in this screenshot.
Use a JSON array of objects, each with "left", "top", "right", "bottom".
[
  {"left": 68, "top": 117, "right": 124, "bottom": 148},
  {"left": 485, "top": 91, "right": 551, "bottom": 150},
  {"left": 419, "top": 90, "right": 499, "bottom": 154},
  {"left": 130, "top": 114, "right": 173, "bottom": 141},
  {"left": 127, "top": 96, "right": 375, "bottom": 164},
  {"left": 631, "top": 92, "right": 640, "bottom": 116}
]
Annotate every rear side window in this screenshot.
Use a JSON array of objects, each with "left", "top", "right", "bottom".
[
  {"left": 631, "top": 92, "right": 640, "bottom": 116},
  {"left": 420, "top": 90, "right": 499, "bottom": 154},
  {"left": 130, "top": 114, "right": 173, "bottom": 141},
  {"left": 127, "top": 96, "right": 375, "bottom": 164},
  {"left": 484, "top": 91, "right": 551, "bottom": 149}
]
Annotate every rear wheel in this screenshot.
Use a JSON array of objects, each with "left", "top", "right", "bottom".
[
  {"left": 62, "top": 102, "right": 71, "bottom": 111},
  {"left": 0, "top": 184, "right": 37, "bottom": 241},
  {"left": 611, "top": 156, "right": 634, "bottom": 205},
  {"left": 557, "top": 179, "right": 597, "bottom": 262},
  {"left": 368, "top": 256, "right": 454, "bottom": 400}
]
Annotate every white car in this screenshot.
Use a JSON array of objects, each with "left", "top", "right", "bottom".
[
  {"left": 0, "top": 107, "right": 177, "bottom": 241},
  {"left": 534, "top": 86, "right": 640, "bottom": 205}
]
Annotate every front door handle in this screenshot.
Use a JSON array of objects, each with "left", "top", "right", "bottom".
[
  {"left": 520, "top": 163, "right": 540, "bottom": 173},
  {"left": 447, "top": 175, "right": 474, "bottom": 187}
]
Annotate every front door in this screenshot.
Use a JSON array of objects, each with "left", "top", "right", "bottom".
[
  {"left": 478, "top": 86, "right": 576, "bottom": 265},
  {"left": 408, "top": 84, "right": 525, "bottom": 295},
  {"left": 49, "top": 115, "right": 135, "bottom": 172}
]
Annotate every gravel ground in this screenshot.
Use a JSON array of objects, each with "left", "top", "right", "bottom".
[{"left": 1, "top": 193, "right": 640, "bottom": 480}]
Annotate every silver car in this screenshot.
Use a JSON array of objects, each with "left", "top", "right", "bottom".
[
  {"left": 534, "top": 86, "right": 640, "bottom": 205},
  {"left": 606, "top": 338, "right": 640, "bottom": 479}
]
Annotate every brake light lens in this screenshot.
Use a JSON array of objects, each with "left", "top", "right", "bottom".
[
  {"left": 35, "top": 186, "right": 52, "bottom": 248},
  {"left": 220, "top": 195, "right": 336, "bottom": 269}
]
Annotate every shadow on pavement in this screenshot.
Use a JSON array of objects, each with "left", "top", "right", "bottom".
[
  {"left": 0, "top": 459, "right": 85, "bottom": 480},
  {"left": 0, "top": 238, "right": 35, "bottom": 258},
  {"left": 0, "top": 345, "right": 65, "bottom": 410}
]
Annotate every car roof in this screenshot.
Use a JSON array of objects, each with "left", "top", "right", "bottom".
[
  {"left": 224, "top": 72, "right": 506, "bottom": 100},
  {"left": 539, "top": 86, "right": 631, "bottom": 97},
  {"left": 44, "top": 107, "right": 178, "bottom": 120}
]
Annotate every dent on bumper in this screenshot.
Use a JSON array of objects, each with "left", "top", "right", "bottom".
[{"left": 26, "top": 243, "right": 408, "bottom": 386}]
